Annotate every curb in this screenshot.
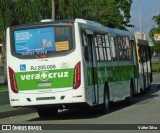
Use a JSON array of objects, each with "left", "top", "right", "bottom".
[{"left": 0, "top": 107, "right": 36, "bottom": 119}]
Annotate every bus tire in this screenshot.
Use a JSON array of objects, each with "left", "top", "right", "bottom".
[
  {"left": 37, "top": 107, "right": 58, "bottom": 118},
  {"left": 101, "top": 84, "right": 110, "bottom": 114}
]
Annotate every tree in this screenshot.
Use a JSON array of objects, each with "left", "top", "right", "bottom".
[
  {"left": 150, "top": 27, "right": 160, "bottom": 51},
  {"left": 0, "top": 0, "right": 14, "bottom": 63},
  {"left": 149, "top": 15, "right": 160, "bottom": 60},
  {"left": 0, "top": 0, "right": 133, "bottom": 32},
  {"left": 152, "top": 15, "right": 160, "bottom": 27},
  {"left": 11, "top": 0, "right": 52, "bottom": 24},
  {"left": 53, "top": 0, "right": 133, "bottom": 29},
  {"left": 115, "top": 0, "right": 132, "bottom": 23}
]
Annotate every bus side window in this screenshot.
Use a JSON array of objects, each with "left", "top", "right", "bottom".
[
  {"left": 116, "top": 36, "right": 123, "bottom": 60},
  {"left": 81, "top": 30, "right": 90, "bottom": 61},
  {"left": 94, "top": 37, "right": 100, "bottom": 61},
  {"left": 96, "top": 34, "right": 104, "bottom": 61},
  {"left": 116, "top": 36, "right": 131, "bottom": 61},
  {"left": 126, "top": 37, "right": 132, "bottom": 60},
  {"left": 122, "top": 36, "right": 128, "bottom": 60},
  {"left": 105, "top": 34, "right": 112, "bottom": 61},
  {"left": 94, "top": 34, "right": 104, "bottom": 61},
  {"left": 110, "top": 36, "right": 116, "bottom": 60},
  {"left": 102, "top": 35, "right": 107, "bottom": 60}
]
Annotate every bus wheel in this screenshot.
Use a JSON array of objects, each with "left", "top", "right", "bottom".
[
  {"left": 101, "top": 87, "right": 110, "bottom": 114},
  {"left": 37, "top": 107, "right": 58, "bottom": 118}
]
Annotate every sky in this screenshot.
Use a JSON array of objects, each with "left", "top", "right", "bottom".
[{"left": 130, "top": 0, "right": 160, "bottom": 34}]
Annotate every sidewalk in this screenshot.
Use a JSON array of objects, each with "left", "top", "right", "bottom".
[
  {"left": 0, "top": 104, "right": 36, "bottom": 119},
  {"left": 0, "top": 86, "right": 36, "bottom": 119}
]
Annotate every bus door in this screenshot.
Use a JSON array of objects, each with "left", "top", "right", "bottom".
[
  {"left": 139, "top": 45, "right": 146, "bottom": 90},
  {"left": 148, "top": 47, "right": 153, "bottom": 82},
  {"left": 130, "top": 39, "right": 139, "bottom": 94},
  {"left": 82, "top": 29, "right": 99, "bottom": 105}
]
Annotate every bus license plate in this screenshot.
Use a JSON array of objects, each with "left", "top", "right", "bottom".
[{"left": 38, "top": 82, "right": 52, "bottom": 87}]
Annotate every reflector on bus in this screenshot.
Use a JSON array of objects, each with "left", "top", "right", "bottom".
[
  {"left": 73, "top": 62, "right": 81, "bottom": 89},
  {"left": 9, "top": 67, "right": 18, "bottom": 94}
]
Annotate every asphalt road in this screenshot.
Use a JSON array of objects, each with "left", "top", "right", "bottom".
[{"left": 0, "top": 74, "right": 160, "bottom": 133}]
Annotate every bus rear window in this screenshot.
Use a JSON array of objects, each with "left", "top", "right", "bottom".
[{"left": 11, "top": 26, "right": 73, "bottom": 57}]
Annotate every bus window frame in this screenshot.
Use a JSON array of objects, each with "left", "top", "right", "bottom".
[
  {"left": 94, "top": 32, "right": 112, "bottom": 62},
  {"left": 9, "top": 23, "right": 75, "bottom": 59},
  {"left": 115, "top": 35, "right": 132, "bottom": 61}
]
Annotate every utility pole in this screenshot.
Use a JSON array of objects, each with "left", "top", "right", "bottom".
[
  {"left": 52, "top": 0, "right": 55, "bottom": 20},
  {"left": 155, "top": 1, "right": 159, "bottom": 16},
  {"left": 138, "top": 0, "right": 142, "bottom": 39},
  {"left": 156, "top": 4, "right": 159, "bottom": 16}
]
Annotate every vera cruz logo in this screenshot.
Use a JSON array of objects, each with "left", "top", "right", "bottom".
[
  {"left": 39, "top": 71, "right": 49, "bottom": 81},
  {"left": 20, "top": 70, "right": 69, "bottom": 81},
  {"left": 16, "top": 69, "right": 74, "bottom": 90}
]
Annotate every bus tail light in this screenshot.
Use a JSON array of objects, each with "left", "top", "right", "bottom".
[
  {"left": 73, "top": 62, "right": 81, "bottom": 89},
  {"left": 8, "top": 67, "right": 18, "bottom": 93},
  {"left": 39, "top": 54, "right": 47, "bottom": 58}
]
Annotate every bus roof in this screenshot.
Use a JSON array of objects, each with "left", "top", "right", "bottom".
[
  {"left": 10, "top": 18, "right": 135, "bottom": 37},
  {"left": 74, "top": 19, "right": 134, "bottom": 37}
]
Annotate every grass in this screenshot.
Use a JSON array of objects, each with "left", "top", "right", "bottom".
[
  {"left": 0, "top": 83, "right": 8, "bottom": 91},
  {"left": 152, "top": 61, "right": 160, "bottom": 72}
]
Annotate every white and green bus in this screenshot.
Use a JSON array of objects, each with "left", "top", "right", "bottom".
[
  {"left": 135, "top": 39, "right": 152, "bottom": 94},
  {"left": 6, "top": 19, "right": 139, "bottom": 117}
]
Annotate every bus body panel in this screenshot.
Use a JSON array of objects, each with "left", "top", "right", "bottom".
[
  {"left": 6, "top": 24, "right": 87, "bottom": 107},
  {"left": 9, "top": 88, "right": 86, "bottom": 106}
]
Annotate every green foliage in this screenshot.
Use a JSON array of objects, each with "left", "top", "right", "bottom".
[
  {"left": 115, "top": 0, "right": 132, "bottom": 23},
  {"left": 11, "top": 0, "right": 52, "bottom": 24},
  {"left": 0, "top": 0, "right": 14, "bottom": 39},
  {"left": 152, "top": 15, "right": 160, "bottom": 27},
  {"left": 149, "top": 15, "right": 160, "bottom": 52},
  {"left": 55, "top": 0, "right": 132, "bottom": 29},
  {"left": 152, "top": 61, "right": 160, "bottom": 72},
  {"left": 0, "top": 82, "right": 8, "bottom": 90},
  {"left": 0, "top": 0, "right": 133, "bottom": 42},
  {"left": 92, "top": 0, "right": 124, "bottom": 28},
  {"left": 0, "top": 0, "right": 133, "bottom": 30}
]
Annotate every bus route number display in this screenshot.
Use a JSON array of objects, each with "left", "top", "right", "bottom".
[{"left": 56, "top": 41, "right": 69, "bottom": 51}]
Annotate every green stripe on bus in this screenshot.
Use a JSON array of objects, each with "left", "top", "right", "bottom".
[
  {"left": 15, "top": 68, "right": 74, "bottom": 91},
  {"left": 87, "top": 65, "right": 134, "bottom": 85}
]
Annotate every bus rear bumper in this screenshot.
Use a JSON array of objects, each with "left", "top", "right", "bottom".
[{"left": 9, "top": 88, "right": 86, "bottom": 107}]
